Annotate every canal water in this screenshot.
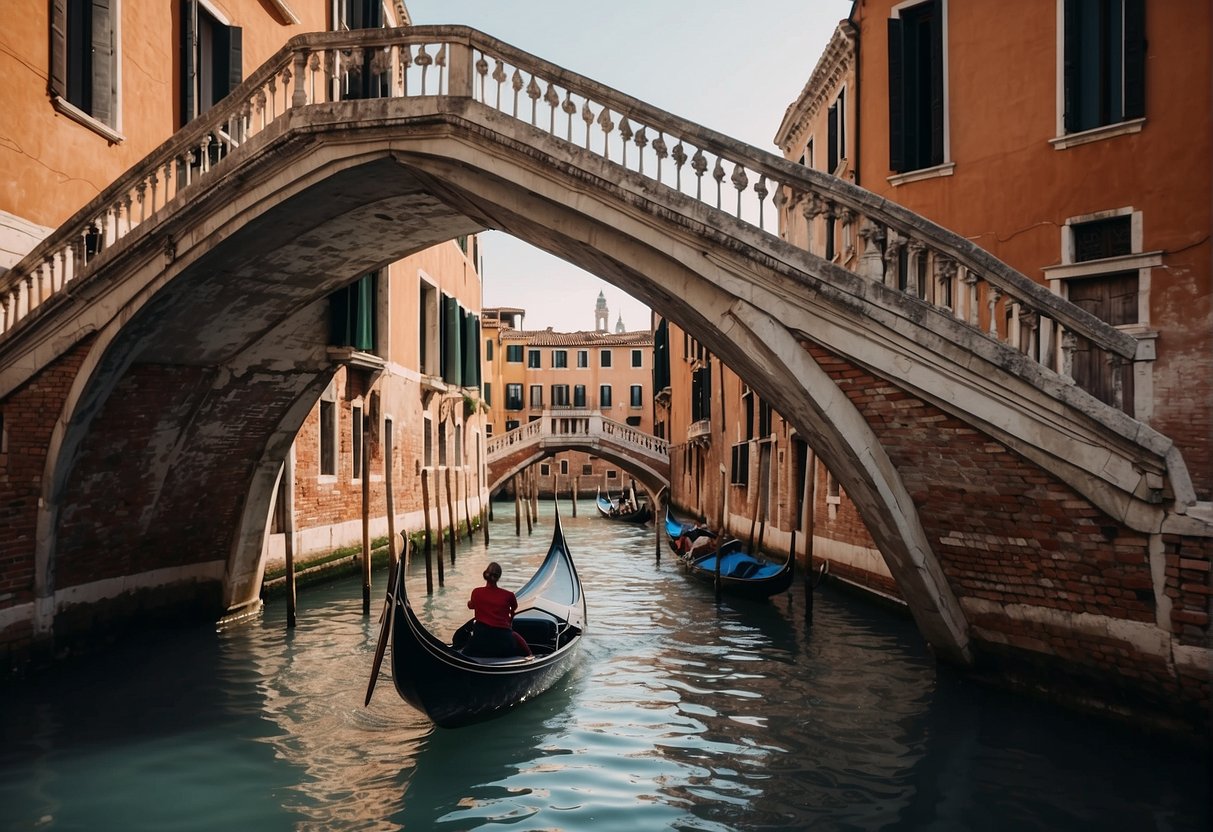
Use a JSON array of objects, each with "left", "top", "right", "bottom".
[{"left": 2, "top": 502, "right": 1208, "bottom": 831}]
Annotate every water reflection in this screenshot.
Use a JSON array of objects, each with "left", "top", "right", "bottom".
[{"left": 0, "top": 500, "right": 1208, "bottom": 832}]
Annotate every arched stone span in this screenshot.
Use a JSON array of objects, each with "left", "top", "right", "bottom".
[
  {"left": 0, "top": 29, "right": 1205, "bottom": 700},
  {"left": 487, "top": 442, "right": 667, "bottom": 500}
]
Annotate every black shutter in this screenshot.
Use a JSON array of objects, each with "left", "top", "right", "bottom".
[
  {"left": 928, "top": 3, "right": 944, "bottom": 166},
  {"left": 887, "top": 18, "right": 905, "bottom": 172},
  {"left": 827, "top": 102, "right": 838, "bottom": 172},
  {"left": 1062, "top": 0, "right": 1080, "bottom": 133},
  {"left": 50, "top": 0, "right": 68, "bottom": 98},
  {"left": 1123, "top": 0, "right": 1146, "bottom": 119},
  {"left": 364, "top": 0, "right": 382, "bottom": 28},
  {"left": 227, "top": 26, "right": 243, "bottom": 98},
  {"left": 182, "top": 0, "right": 196, "bottom": 124}
]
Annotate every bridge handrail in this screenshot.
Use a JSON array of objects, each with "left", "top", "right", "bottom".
[
  {"left": 486, "top": 410, "right": 668, "bottom": 461},
  {"left": 2, "top": 25, "right": 1137, "bottom": 409}
]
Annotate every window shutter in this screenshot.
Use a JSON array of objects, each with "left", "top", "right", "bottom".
[
  {"left": 928, "top": 3, "right": 944, "bottom": 166},
  {"left": 462, "top": 313, "right": 479, "bottom": 387},
  {"left": 226, "top": 26, "right": 244, "bottom": 99},
  {"left": 182, "top": 0, "right": 197, "bottom": 123},
  {"left": 827, "top": 102, "right": 838, "bottom": 172},
  {"left": 1123, "top": 0, "right": 1146, "bottom": 119},
  {"left": 91, "top": 0, "right": 113, "bottom": 125},
  {"left": 1062, "top": 0, "right": 1080, "bottom": 133},
  {"left": 50, "top": 0, "right": 67, "bottom": 98},
  {"left": 887, "top": 18, "right": 905, "bottom": 172},
  {"left": 354, "top": 273, "right": 374, "bottom": 351},
  {"left": 364, "top": 0, "right": 382, "bottom": 28}
]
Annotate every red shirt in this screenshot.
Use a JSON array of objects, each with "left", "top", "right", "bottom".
[{"left": 468, "top": 585, "right": 518, "bottom": 629}]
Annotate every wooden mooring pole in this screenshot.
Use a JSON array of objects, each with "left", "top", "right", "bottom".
[
  {"left": 445, "top": 466, "right": 458, "bottom": 561},
  {"left": 514, "top": 475, "right": 522, "bottom": 536},
  {"left": 385, "top": 421, "right": 398, "bottom": 576},
  {"left": 283, "top": 449, "right": 297, "bottom": 628},
  {"left": 421, "top": 469, "right": 434, "bottom": 594},
  {"left": 463, "top": 469, "right": 474, "bottom": 543},
  {"left": 361, "top": 412, "right": 372, "bottom": 615},
  {"left": 573, "top": 476, "right": 579, "bottom": 517}
]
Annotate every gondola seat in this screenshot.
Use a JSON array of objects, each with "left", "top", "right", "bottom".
[{"left": 513, "top": 610, "right": 560, "bottom": 651}]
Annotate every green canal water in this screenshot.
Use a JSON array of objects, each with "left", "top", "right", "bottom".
[{"left": 2, "top": 502, "right": 1209, "bottom": 831}]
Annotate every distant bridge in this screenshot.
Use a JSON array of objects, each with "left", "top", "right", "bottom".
[{"left": 486, "top": 411, "right": 669, "bottom": 496}]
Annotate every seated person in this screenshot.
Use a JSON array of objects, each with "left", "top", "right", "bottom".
[{"left": 464, "top": 561, "right": 531, "bottom": 658}]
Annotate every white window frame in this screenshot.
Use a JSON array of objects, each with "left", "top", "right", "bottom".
[{"left": 886, "top": 0, "right": 955, "bottom": 186}]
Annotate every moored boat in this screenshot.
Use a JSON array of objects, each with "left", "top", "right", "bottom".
[
  {"left": 664, "top": 504, "right": 791, "bottom": 599},
  {"left": 595, "top": 487, "right": 652, "bottom": 523},
  {"left": 367, "top": 514, "right": 586, "bottom": 728}
]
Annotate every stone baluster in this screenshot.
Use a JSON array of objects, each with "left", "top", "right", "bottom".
[
  {"left": 754, "top": 175, "right": 768, "bottom": 229},
  {"left": 267, "top": 74, "right": 278, "bottom": 118},
  {"left": 672, "top": 142, "right": 687, "bottom": 190},
  {"left": 1009, "top": 300, "right": 1022, "bottom": 351},
  {"left": 122, "top": 195, "right": 133, "bottom": 236},
  {"left": 136, "top": 182, "right": 147, "bottom": 225},
  {"left": 935, "top": 257, "right": 957, "bottom": 312},
  {"left": 32, "top": 263, "right": 45, "bottom": 307},
  {"left": 71, "top": 236, "right": 84, "bottom": 276},
  {"left": 801, "top": 193, "right": 823, "bottom": 257},
  {"left": 597, "top": 107, "right": 614, "bottom": 160},
  {"left": 561, "top": 91, "right": 576, "bottom": 142},
  {"left": 416, "top": 46, "right": 433, "bottom": 96},
  {"left": 512, "top": 68, "right": 524, "bottom": 118},
  {"left": 199, "top": 135, "right": 212, "bottom": 175},
  {"left": 474, "top": 53, "right": 488, "bottom": 102},
  {"left": 544, "top": 83, "right": 559, "bottom": 134},
  {"left": 492, "top": 60, "right": 507, "bottom": 110},
  {"left": 634, "top": 127, "right": 648, "bottom": 175},
  {"left": 730, "top": 163, "right": 748, "bottom": 218},
  {"left": 619, "top": 118, "right": 633, "bottom": 167},
  {"left": 712, "top": 157, "right": 725, "bottom": 210},
  {"left": 653, "top": 133, "right": 668, "bottom": 181},
  {"left": 23, "top": 275, "right": 33, "bottom": 317},
  {"left": 965, "top": 269, "right": 981, "bottom": 326},
  {"left": 987, "top": 287, "right": 1002, "bottom": 339},
  {"left": 1022, "top": 309, "right": 1040, "bottom": 362},
  {"left": 840, "top": 208, "right": 855, "bottom": 258},
  {"left": 525, "top": 75, "right": 541, "bottom": 125},
  {"left": 1109, "top": 354, "right": 1125, "bottom": 411},
  {"left": 1059, "top": 329, "right": 1076, "bottom": 383},
  {"left": 772, "top": 182, "right": 788, "bottom": 236},
  {"left": 580, "top": 100, "right": 593, "bottom": 149},
  {"left": 823, "top": 201, "right": 839, "bottom": 260},
  {"left": 308, "top": 52, "right": 321, "bottom": 103},
  {"left": 290, "top": 50, "right": 307, "bottom": 108},
  {"left": 691, "top": 148, "right": 706, "bottom": 200},
  {"left": 435, "top": 43, "right": 447, "bottom": 96},
  {"left": 884, "top": 228, "right": 904, "bottom": 288},
  {"left": 858, "top": 218, "right": 886, "bottom": 281},
  {"left": 905, "top": 240, "right": 925, "bottom": 296},
  {"left": 58, "top": 247, "right": 70, "bottom": 291},
  {"left": 1, "top": 289, "right": 12, "bottom": 333}
]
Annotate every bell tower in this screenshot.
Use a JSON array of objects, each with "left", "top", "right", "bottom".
[{"left": 594, "top": 290, "right": 609, "bottom": 332}]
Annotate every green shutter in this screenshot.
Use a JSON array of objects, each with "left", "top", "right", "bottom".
[
  {"left": 354, "top": 273, "right": 374, "bottom": 351},
  {"left": 442, "top": 296, "right": 461, "bottom": 385}
]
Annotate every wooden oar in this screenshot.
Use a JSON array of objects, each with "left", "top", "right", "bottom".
[{"left": 364, "top": 559, "right": 400, "bottom": 707}]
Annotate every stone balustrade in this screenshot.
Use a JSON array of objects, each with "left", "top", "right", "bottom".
[
  {"left": 486, "top": 409, "right": 669, "bottom": 463},
  {"left": 0, "top": 26, "right": 1140, "bottom": 411}
]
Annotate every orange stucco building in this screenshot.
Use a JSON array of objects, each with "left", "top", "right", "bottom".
[{"left": 2, "top": 1, "right": 490, "bottom": 575}]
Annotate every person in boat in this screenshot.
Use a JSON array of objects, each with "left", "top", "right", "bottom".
[
  {"left": 676, "top": 519, "right": 718, "bottom": 556},
  {"left": 465, "top": 561, "right": 532, "bottom": 658}
]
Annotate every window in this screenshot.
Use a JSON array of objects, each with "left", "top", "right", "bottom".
[
  {"left": 600, "top": 349, "right": 612, "bottom": 367},
  {"left": 1073, "top": 215, "right": 1132, "bottom": 262},
  {"left": 828, "top": 88, "right": 846, "bottom": 173},
  {"left": 455, "top": 423, "right": 463, "bottom": 466},
  {"left": 540, "top": 463, "right": 551, "bottom": 477},
  {"left": 319, "top": 398, "right": 336, "bottom": 476},
  {"left": 529, "top": 385, "right": 543, "bottom": 408},
  {"left": 552, "top": 384, "right": 570, "bottom": 407},
  {"left": 731, "top": 442, "right": 750, "bottom": 486},
  {"left": 607, "top": 469, "right": 618, "bottom": 480},
  {"left": 483, "top": 382, "right": 492, "bottom": 406},
  {"left": 630, "top": 385, "right": 644, "bottom": 407},
  {"left": 437, "top": 421, "right": 447, "bottom": 466},
  {"left": 691, "top": 365, "right": 711, "bottom": 421},
  {"left": 423, "top": 415, "right": 432, "bottom": 467},
  {"left": 334, "top": 0, "right": 387, "bottom": 99},
  {"left": 826, "top": 214, "right": 837, "bottom": 260},
  {"left": 573, "top": 384, "right": 587, "bottom": 408},
  {"left": 505, "top": 419, "right": 520, "bottom": 432},
  {"left": 560, "top": 459, "right": 569, "bottom": 476},
  {"left": 599, "top": 385, "right": 612, "bottom": 407},
  {"left": 888, "top": 0, "right": 945, "bottom": 173},
  {"left": 330, "top": 271, "right": 378, "bottom": 352},
  {"left": 485, "top": 339, "right": 493, "bottom": 361},
  {"left": 631, "top": 349, "right": 643, "bottom": 368},
  {"left": 182, "top": 1, "right": 243, "bottom": 125},
  {"left": 626, "top": 415, "right": 642, "bottom": 427},
  {"left": 505, "top": 383, "right": 523, "bottom": 410},
  {"left": 577, "top": 350, "right": 589, "bottom": 368},
  {"left": 527, "top": 349, "right": 541, "bottom": 369},
  {"left": 553, "top": 349, "right": 568, "bottom": 368},
  {"left": 582, "top": 464, "right": 594, "bottom": 476},
  {"left": 506, "top": 344, "right": 524, "bottom": 363},
  {"left": 419, "top": 279, "right": 439, "bottom": 375},
  {"left": 51, "top": 0, "right": 121, "bottom": 135},
  {"left": 1063, "top": 0, "right": 1145, "bottom": 134},
  {"left": 351, "top": 405, "right": 364, "bottom": 480}
]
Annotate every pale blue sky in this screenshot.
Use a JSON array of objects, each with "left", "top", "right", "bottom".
[{"left": 405, "top": 0, "right": 853, "bottom": 331}]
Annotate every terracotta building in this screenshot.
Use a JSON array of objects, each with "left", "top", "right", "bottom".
[
  {"left": 483, "top": 294, "right": 653, "bottom": 497},
  {"left": 1, "top": 1, "right": 488, "bottom": 581},
  {"left": 661, "top": 0, "right": 1210, "bottom": 600}
]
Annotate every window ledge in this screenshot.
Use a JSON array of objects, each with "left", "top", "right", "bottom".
[
  {"left": 1050, "top": 118, "right": 1145, "bottom": 150},
  {"left": 887, "top": 162, "right": 954, "bottom": 187},
  {"left": 1042, "top": 250, "right": 1163, "bottom": 281},
  {"left": 52, "top": 96, "right": 124, "bottom": 144}
]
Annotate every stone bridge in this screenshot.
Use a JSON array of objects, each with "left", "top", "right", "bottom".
[
  {"left": 0, "top": 27, "right": 1207, "bottom": 720},
  {"left": 485, "top": 411, "right": 669, "bottom": 497}
]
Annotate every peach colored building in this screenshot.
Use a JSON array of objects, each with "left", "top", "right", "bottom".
[
  {"left": 1, "top": 1, "right": 489, "bottom": 571},
  {"left": 662, "top": 1, "right": 1211, "bottom": 601},
  {"left": 483, "top": 296, "right": 653, "bottom": 497}
]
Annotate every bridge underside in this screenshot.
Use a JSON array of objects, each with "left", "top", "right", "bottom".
[{"left": 0, "top": 93, "right": 1207, "bottom": 723}]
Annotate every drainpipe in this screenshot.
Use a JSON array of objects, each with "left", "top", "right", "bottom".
[{"left": 851, "top": 14, "right": 861, "bottom": 188}]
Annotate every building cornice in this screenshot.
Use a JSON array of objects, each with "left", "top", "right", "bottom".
[{"left": 774, "top": 20, "right": 857, "bottom": 153}]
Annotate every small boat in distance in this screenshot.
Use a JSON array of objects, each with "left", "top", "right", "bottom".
[
  {"left": 596, "top": 487, "right": 652, "bottom": 523},
  {"left": 665, "top": 504, "right": 792, "bottom": 599},
  {"left": 367, "top": 514, "right": 586, "bottom": 728}
]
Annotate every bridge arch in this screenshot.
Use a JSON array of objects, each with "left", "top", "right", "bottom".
[{"left": 1, "top": 28, "right": 1201, "bottom": 679}]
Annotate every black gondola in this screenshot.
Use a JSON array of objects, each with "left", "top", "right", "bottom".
[
  {"left": 664, "top": 505, "right": 792, "bottom": 599},
  {"left": 370, "top": 514, "right": 586, "bottom": 728},
  {"left": 595, "top": 487, "right": 652, "bottom": 523}
]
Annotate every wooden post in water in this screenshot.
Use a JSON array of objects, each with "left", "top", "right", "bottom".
[
  {"left": 573, "top": 476, "right": 579, "bottom": 517},
  {"left": 385, "top": 420, "right": 398, "bottom": 575},
  {"left": 524, "top": 468, "right": 534, "bottom": 535},
  {"left": 361, "top": 411, "right": 372, "bottom": 615},
  {"left": 434, "top": 467, "right": 446, "bottom": 566},
  {"left": 283, "top": 449, "right": 298, "bottom": 628},
  {"left": 804, "top": 448, "right": 817, "bottom": 624},
  {"left": 421, "top": 469, "right": 434, "bottom": 594},
  {"left": 529, "top": 469, "right": 539, "bottom": 528},
  {"left": 481, "top": 490, "right": 490, "bottom": 546},
  {"left": 514, "top": 475, "right": 522, "bottom": 536},
  {"left": 445, "top": 466, "right": 457, "bottom": 561},
  {"left": 747, "top": 451, "right": 761, "bottom": 553},
  {"left": 463, "top": 469, "right": 474, "bottom": 543}
]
